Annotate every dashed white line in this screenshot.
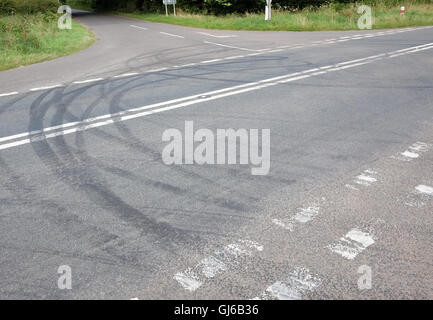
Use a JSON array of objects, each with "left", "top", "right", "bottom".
[
  {"left": 272, "top": 206, "right": 320, "bottom": 231},
  {"left": 253, "top": 267, "right": 321, "bottom": 300},
  {"left": 160, "top": 31, "right": 184, "bottom": 38},
  {"left": 328, "top": 228, "right": 375, "bottom": 260},
  {"left": 130, "top": 24, "right": 148, "bottom": 30},
  {"left": 415, "top": 185, "right": 433, "bottom": 196},
  {"left": 347, "top": 169, "right": 378, "bottom": 188},
  {"left": 393, "top": 142, "right": 430, "bottom": 161},
  {"left": 174, "top": 239, "right": 263, "bottom": 292},
  {"left": 196, "top": 32, "right": 237, "bottom": 38}
]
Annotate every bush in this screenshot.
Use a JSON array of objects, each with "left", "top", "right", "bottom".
[{"left": 0, "top": 0, "right": 59, "bottom": 15}]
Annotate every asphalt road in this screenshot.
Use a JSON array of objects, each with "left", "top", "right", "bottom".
[{"left": 0, "top": 11, "right": 432, "bottom": 299}]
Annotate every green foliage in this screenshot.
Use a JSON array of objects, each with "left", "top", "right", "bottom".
[
  {"left": 0, "top": 0, "right": 60, "bottom": 15},
  {"left": 0, "top": 13, "right": 95, "bottom": 71}
]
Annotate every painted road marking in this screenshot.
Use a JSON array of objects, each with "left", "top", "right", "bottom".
[
  {"left": 146, "top": 67, "right": 168, "bottom": 73},
  {"left": 130, "top": 25, "right": 148, "bottom": 30},
  {"left": 196, "top": 32, "right": 237, "bottom": 38},
  {"left": 73, "top": 78, "right": 104, "bottom": 84},
  {"left": 113, "top": 72, "right": 139, "bottom": 78},
  {"left": 393, "top": 142, "right": 430, "bottom": 161},
  {"left": 1, "top": 29, "right": 430, "bottom": 98},
  {"left": 328, "top": 228, "right": 375, "bottom": 260},
  {"left": 346, "top": 169, "right": 378, "bottom": 189},
  {"left": 272, "top": 206, "right": 320, "bottom": 231},
  {"left": 160, "top": 31, "right": 185, "bottom": 38},
  {"left": 174, "top": 239, "right": 263, "bottom": 292},
  {"left": 29, "top": 84, "right": 63, "bottom": 91},
  {"left": 1, "top": 43, "right": 432, "bottom": 152},
  {"left": 204, "top": 41, "right": 269, "bottom": 52},
  {"left": 253, "top": 267, "right": 321, "bottom": 300},
  {"left": 0, "top": 92, "right": 19, "bottom": 97},
  {"left": 200, "top": 59, "right": 223, "bottom": 64},
  {"left": 415, "top": 185, "right": 433, "bottom": 196}
]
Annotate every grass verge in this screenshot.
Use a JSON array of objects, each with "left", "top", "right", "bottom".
[
  {"left": 118, "top": 2, "right": 433, "bottom": 31},
  {"left": 0, "top": 14, "right": 95, "bottom": 71}
]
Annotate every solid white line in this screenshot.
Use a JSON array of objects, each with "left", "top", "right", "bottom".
[
  {"left": 200, "top": 59, "right": 222, "bottom": 64},
  {"left": 179, "top": 63, "right": 196, "bottom": 67},
  {"left": 196, "top": 32, "right": 237, "bottom": 38},
  {"left": 73, "top": 78, "right": 103, "bottom": 84},
  {"left": 113, "top": 72, "right": 139, "bottom": 78},
  {"left": 223, "top": 55, "right": 245, "bottom": 60},
  {"left": 204, "top": 41, "right": 268, "bottom": 52},
  {"left": 30, "top": 84, "right": 63, "bottom": 91},
  {"left": 0, "top": 43, "right": 430, "bottom": 151},
  {"left": 160, "top": 31, "right": 184, "bottom": 38},
  {"left": 0, "top": 92, "right": 19, "bottom": 97},
  {"left": 146, "top": 67, "right": 168, "bottom": 73},
  {"left": 130, "top": 25, "right": 148, "bottom": 30}
]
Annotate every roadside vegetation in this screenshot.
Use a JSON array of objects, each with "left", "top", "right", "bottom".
[
  {"left": 120, "top": 2, "right": 433, "bottom": 31},
  {"left": 71, "top": 0, "right": 433, "bottom": 31},
  {"left": 0, "top": 0, "right": 95, "bottom": 71}
]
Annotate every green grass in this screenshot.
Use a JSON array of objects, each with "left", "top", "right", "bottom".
[
  {"left": 0, "top": 14, "right": 95, "bottom": 71},
  {"left": 118, "top": 2, "right": 433, "bottom": 31}
]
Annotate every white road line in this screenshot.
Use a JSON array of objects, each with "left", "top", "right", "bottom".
[
  {"left": 390, "top": 44, "right": 433, "bottom": 58},
  {"left": 0, "top": 43, "right": 431, "bottom": 151},
  {"left": 29, "top": 84, "right": 64, "bottom": 91},
  {"left": 174, "top": 239, "right": 263, "bottom": 292},
  {"left": 146, "top": 67, "right": 168, "bottom": 73},
  {"left": 113, "top": 72, "right": 139, "bottom": 78},
  {"left": 160, "top": 31, "right": 184, "bottom": 38},
  {"left": 346, "top": 169, "right": 378, "bottom": 189},
  {"left": 0, "top": 92, "right": 19, "bottom": 97},
  {"left": 415, "top": 185, "right": 433, "bottom": 196},
  {"left": 204, "top": 41, "right": 269, "bottom": 52},
  {"left": 253, "top": 267, "right": 321, "bottom": 300},
  {"left": 130, "top": 25, "right": 148, "bottom": 30},
  {"left": 200, "top": 59, "right": 222, "bottom": 64},
  {"left": 179, "top": 63, "right": 196, "bottom": 67},
  {"left": 393, "top": 142, "right": 430, "bottom": 161},
  {"left": 272, "top": 207, "right": 320, "bottom": 231},
  {"left": 328, "top": 228, "right": 375, "bottom": 260},
  {"left": 73, "top": 78, "right": 103, "bottom": 84},
  {"left": 224, "top": 55, "right": 245, "bottom": 60},
  {"left": 196, "top": 32, "right": 237, "bottom": 38}
]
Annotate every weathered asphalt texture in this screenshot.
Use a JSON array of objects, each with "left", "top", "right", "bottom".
[{"left": 0, "top": 11, "right": 432, "bottom": 299}]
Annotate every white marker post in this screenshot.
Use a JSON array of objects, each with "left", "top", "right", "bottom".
[
  {"left": 265, "top": 0, "right": 272, "bottom": 21},
  {"left": 400, "top": 6, "right": 405, "bottom": 15},
  {"left": 163, "top": 0, "right": 176, "bottom": 16}
]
